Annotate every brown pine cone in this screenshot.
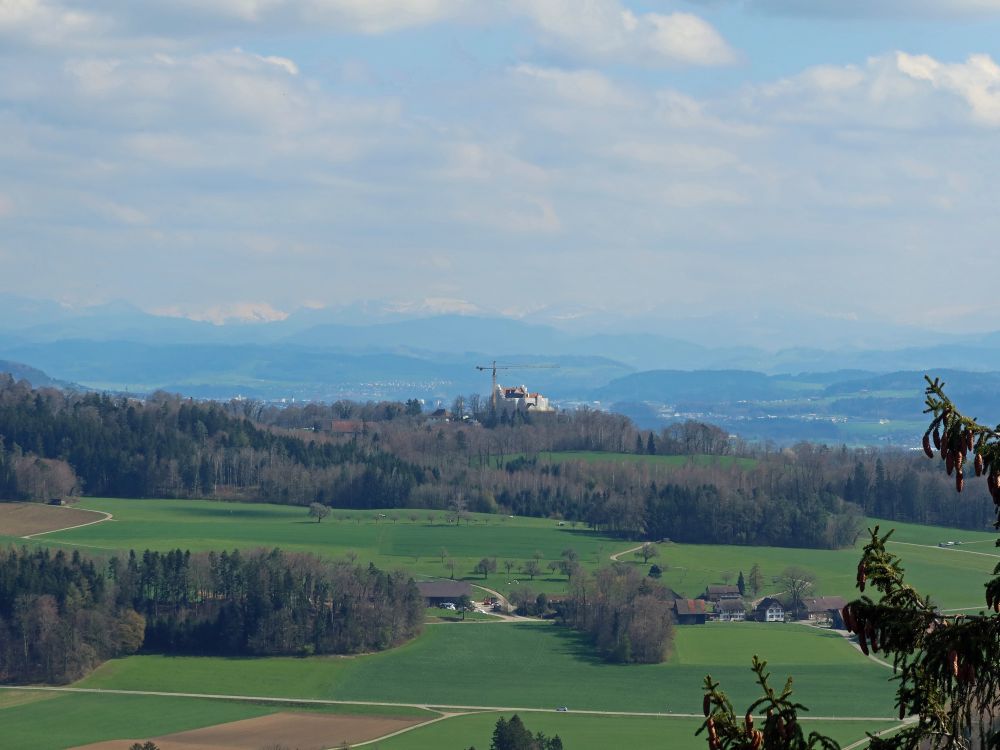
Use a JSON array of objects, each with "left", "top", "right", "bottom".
[{"left": 922, "top": 433, "right": 934, "bottom": 458}]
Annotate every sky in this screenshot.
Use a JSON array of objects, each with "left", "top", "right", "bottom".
[{"left": 2, "top": 0, "right": 1000, "bottom": 333}]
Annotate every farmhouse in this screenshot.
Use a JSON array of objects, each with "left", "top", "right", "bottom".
[
  {"left": 800, "top": 596, "right": 847, "bottom": 624},
  {"left": 673, "top": 598, "right": 707, "bottom": 625},
  {"left": 755, "top": 597, "right": 785, "bottom": 623},
  {"left": 416, "top": 580, "right": 472, "bottom": 607},
  {"left": 715, "top": 599, "right": 747, "bottom": 622},
  {"left": 705, "top": 584, "right": 742, "bottom": 603}
]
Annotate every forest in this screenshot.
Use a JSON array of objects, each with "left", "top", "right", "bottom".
[
  {"left": 0, "top": 545, "right": 424, "bottom": 684},
  {"left": 0, "top": 376, "right": 990, "bottom": 553}
]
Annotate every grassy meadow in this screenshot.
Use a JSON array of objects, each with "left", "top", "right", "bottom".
[
  {"left": 2, "top": 497, "right": 633, "bottom": 596},
  {"left": 4, "top": 494, "right": 996, "bottom": 748},
  {"left": 375, "top": 712, "right": 898, "bottom": 750},
  {"left": 79, "top": 621, "right": 897, "bottom": 718},
  {"left": 0, "top": 690, "right": 434, "bottom": 750},
  {"left": 3, "top": 496, "right": 996, "bottom": 608},
  {"left": 650, "top": 517, "right": 998, "bottom": 610}
]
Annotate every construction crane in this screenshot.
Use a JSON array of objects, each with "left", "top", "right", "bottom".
[{"left": 475, "top": 360, "right": 559, "bottom": 412}]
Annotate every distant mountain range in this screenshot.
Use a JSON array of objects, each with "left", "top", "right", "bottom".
[{"left": 2, "top": 293, "right": 998, "bottom": 445}]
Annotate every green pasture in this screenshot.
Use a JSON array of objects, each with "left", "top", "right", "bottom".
[
  {"left": 643, "top": 517, "right": 999, "bottom": 610},
  {"left": 6, "top": 496, "right": 998, "bottom": 606},
  {"left": 377, "top": 711, "right": 898, "bottom": 750},
  {"left": 0, "top": 690, "right": 431, "bottom": 750},
  {"left": 79, "top": 621, "right": 897, "bottom": 719},
  {"left": 7, "top": 497, "right": 633, "bottom": 597}
]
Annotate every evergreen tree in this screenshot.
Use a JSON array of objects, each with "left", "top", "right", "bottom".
[{"left": 736, "top": 570, "right": 745, "bottom": 596}]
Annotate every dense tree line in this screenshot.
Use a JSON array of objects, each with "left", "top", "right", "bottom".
[
  {"left": 557, "top": 565, "right": 675, "bottom": 664},
  {"left": 0, "top": 376, "right": 424, "bottom": 506},
  {"left": 0, "top": 547, "right": 145, "bottom": 683},
  {"left": 1, "top": 377, "right": 983, "bottom": 551},
  {"left": 0, "top": 545, "right": 424, "bottom": 684}
]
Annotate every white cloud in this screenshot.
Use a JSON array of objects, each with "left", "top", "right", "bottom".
[
  {"left": 896, "top": 52, "right": 1000, "bottom": 125},
  {"left": 694, "top": 0, "right": 1000, "bottom": 18},
  {"left": 0, "top": 0, "right": 104, "bottom": 47},
  {"left": 611, "top": 141, "right": 737, "bottom": 171},
  {"left": 753, "top": 52, "right": 1000, "bottom": 129},
  {"left": 662, "top": 182, "right": 748, "bottom": 207},
  {"left": 511, "top": 64, "right": 634, "bottom": 107},
  {"left": 516, "top": 0, "right": 736, "bottom": 66}
]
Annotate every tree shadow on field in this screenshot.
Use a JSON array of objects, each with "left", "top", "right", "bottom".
[
  {"left": 555, "top": 528, "right": 605, "bottom": 539},
  {"left": 545, "top": 625, "right": 611, "bottom": 667}
]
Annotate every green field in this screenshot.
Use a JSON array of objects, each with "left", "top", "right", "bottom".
[
  {"left": 377, "top": 712, "right": 897, "bottom": 750},
  {"left": 1, "top": 497, "right": 637, "bottom": 596},
  {"left": 4, "top": 497, "right": 996, "bottom": 608},
  {"left": 79, "top": 622, "right": 896, "bottom": 718},
  {"left": 0, "top": 690, "right": 434, "bottom": 750},
  {"left": 641, "top": 517, "right": 999, "bottom": 610},
  {"left": 2, "top": 496, "right": 954, "bottom": 748}
]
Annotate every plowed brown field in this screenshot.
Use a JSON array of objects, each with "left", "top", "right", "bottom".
[
  {"left": 69, "top": 711, "right": 426, "bottom": 750},
  {"left": 0, "top": 502, "right": 106, "bottom": 537}
]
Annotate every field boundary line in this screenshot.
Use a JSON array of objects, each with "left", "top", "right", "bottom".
[
  {"left": 888, "top": 540, "right": 1000, "bottom": 559},
  {"left": 0, "top": 686, "right": 899, "bottom": 721},
  {"left": 348, "top": 710, "right": 468, "bottom": 748},
  {"left": 22, "top": 507, "right": 113, "bottom": 540}
]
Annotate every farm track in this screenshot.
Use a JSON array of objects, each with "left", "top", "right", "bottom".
[
  {"left": 0, "top": 686, "right": 900, "bottom": 722},
  {"left": 22, "top": 507, "right": 113, "bottom": 540},
  {"left": 609, "top": 543, "right": 645, "bottom": 562}
]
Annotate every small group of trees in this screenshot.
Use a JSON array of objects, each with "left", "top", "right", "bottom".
[
  {"left": 559, "top": 565, "right": 675, "bottom": 664},
  {"left": 466, "top": 714, "right": 563, "bottom": 750}
]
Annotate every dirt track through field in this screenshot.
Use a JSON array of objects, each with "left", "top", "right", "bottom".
[
  {"left": 0, "top": 686, "right": 902, "bottom": 722},
  {"left": 0, "top": 502, "right": 111, "bottom": 538},
  {"left": 68, "top": 711, "right": 425, "bottom": 750}
]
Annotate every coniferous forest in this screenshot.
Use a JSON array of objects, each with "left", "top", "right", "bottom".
[{"left": 0, "top": 545, "right": 423, "bottom": 684}]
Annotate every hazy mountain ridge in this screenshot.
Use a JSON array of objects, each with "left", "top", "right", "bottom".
[{"left": 3, "top": 294, "right": 999, "bottom": 445}]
